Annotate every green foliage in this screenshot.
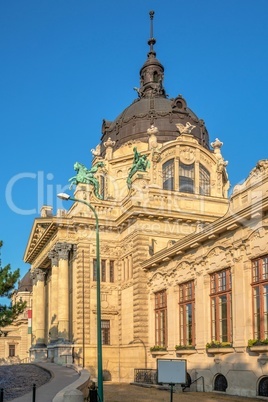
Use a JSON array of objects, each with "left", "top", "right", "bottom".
[
  {"left": 0, "top": 241, "right": 26, "bottom": 327},
  {"left": 175, "top": 344, "right": 195, "bottom": 350},
  {"left": 248, "top": 338, "right": 268, "bottom": 347},
  {"left": 150, "top": 345, "right": 167, "bottom": 352},
  {"left": 206, "top": 341, "right": 232, "bottom": 348}
]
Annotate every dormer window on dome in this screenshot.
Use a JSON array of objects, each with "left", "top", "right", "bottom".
[{"left": 162, "top": 158, "right": 210, "bottom": 196}]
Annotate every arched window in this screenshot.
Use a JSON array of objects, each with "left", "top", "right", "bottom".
[
  {"left": 163, "top": 159, "right": 174, "bottom": 190},
  {"left": 199, "top": 164, "right": 210, "bottom": 195},
  {"left": 179, "top": 162, "right": 194, "bottom": 193},
  {"left": 153, "top": 71, "right": 159, "bottom": 82},
  {"left": 214, "top": 374, "right": 228, "bottom": 392},
  {"left": 259, "top": 376, "right": 268, "bottom": 396}
]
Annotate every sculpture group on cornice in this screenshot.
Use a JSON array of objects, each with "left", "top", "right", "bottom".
[
  {"left": 127, "top": 147, "right": 150, "bottom": 189},
  {"left": 68, "top": 124, "right": 228, "bottom": 200},
  {"left": 68, "top": 161, "right": 105, "bottom": 199}
]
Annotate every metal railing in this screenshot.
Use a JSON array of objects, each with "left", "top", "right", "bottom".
[
  {"left": 0, "top": 384, "right": 36, "bottom": 402},
  {"left": 133, "top": 369, "right": 205, "bottom": 393},
  {"left": 182, "top": 375, "right": 204, "bottom": 392},
  {"left": 134, "top": 369, "right": 157, "bottom": 384}
]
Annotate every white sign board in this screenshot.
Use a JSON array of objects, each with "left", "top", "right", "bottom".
[{"left": 157, "top": 359, "right": 187, "bottom": 384}]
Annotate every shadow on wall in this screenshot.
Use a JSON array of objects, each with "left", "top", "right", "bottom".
[{"left": 103, "top": 370, "right": 112, "bottom": 381}]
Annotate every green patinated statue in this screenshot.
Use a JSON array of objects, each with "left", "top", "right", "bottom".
[
  {"left": 127, "top": 147, "right": 150, "bottom": 189},
  {"left": 69, "top": 161, "right": 105, "bottom": 199}
]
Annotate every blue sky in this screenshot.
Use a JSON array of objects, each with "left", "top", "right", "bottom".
[{"left": 1, "top": 0, "right": 268, "bottom": 281}]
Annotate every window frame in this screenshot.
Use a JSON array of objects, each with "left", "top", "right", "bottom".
[
  {"left": 210, "top": 268, "right": 232, "bottom": 343},
  {"left": 252, "top": 255, "right": 268, "bottom": 339},
  {"left": 179, "top": 162, "right": 195, "bottom": 194},
  {"left": 101, "top": 320, "right": 110, "bottom": 345},
  {"left": 9, "top": 344, "right": 15, "bottom": 357},
  {"left": 101, "top": 260, "right": 106, "bottom": 282},
  {"left": 179, "top": 280, "right": 195, "bottom": 346},
  {"left": 109, "top": 260, "right": 115, "bottom": 283},
  {"left": 199, "top": 163, "right": 210, "bottom": 196},
  {"left": 155, "top": 290, "right": 167, "bottom": 347},
  {"left": 162, "top": 159, "right": 174, "bottom": 190}
]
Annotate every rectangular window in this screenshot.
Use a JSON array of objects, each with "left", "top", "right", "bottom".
[
  {"left": 101, "top": 260, "right": 106, "bottom": 282},
  {"left": 109, "top": 260, "right": 114, "bottom": 283},
  {"left": 101, "top": 320, "right": 110, "bottom": 345},
  {"left": 179, "top": 162, "right": 195, "bottom": 193},
  {"left": 179, "top": 281, "right": 195, "bottom": 346},
  {"left": 155, "top": 290, "right": 167, "bottom": 347},
  {"left": 199, "top": 163, "right": 210, "bottom": 196},
  {"left": 93, "top": 259, "right": 97, "bottom": 281},
  {"left": 162, "top": 159, "right": 174, "bottom": 190},
  {"left": 93, "top": 259, "right": 107, "bottom": 282},
  {"left": 9, "top": 344, "right": 15, "bottom": 357},
  {"left": 252, "top": 255, "right": 268, "bottom": 339},
  {"left": 210, "top": 268, "right": 232, "bottom": 343}
]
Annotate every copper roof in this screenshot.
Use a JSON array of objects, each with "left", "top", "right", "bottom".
[{"left": 100, "top": 11, "right": 210, "bottom": 154}]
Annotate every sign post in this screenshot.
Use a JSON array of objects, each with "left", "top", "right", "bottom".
[{"left": 157, "top": 359, "right": 187, "bottom": 402}]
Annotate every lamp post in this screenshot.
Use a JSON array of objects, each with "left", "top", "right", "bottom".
[{"left": 57, "top": 193, "right": 104, "bottom": 402}]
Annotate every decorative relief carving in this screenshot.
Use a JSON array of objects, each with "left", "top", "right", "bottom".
[
  {"left": 249, "top": 160, "right": 268, "bottom": 178},
  {"left": 206, "top": 246, "right": 225, "bottom": 258},
  {"left": 211, "top": 138, "right": 228, "bottom": 173},
  {"left": 179, "top": 147, "right": 195, "bottom": 164},
  {"left": 104, "top": 137, "right": 116, "bottom": 160},
  {"left": 176, "top": 261, "right": 191, "bottom": 271},
  {"left": 200, "top": 154, "right": 213, "bottom": 167},
  {"left": 104, "top": 137, "right": 115, "bottom": 149},
  {"left": 161, "top": 149, "right": 175, "bottom": 160},
  {"left": 152, "top": 149, "right": 161, "bottom": 163},
  {"left": 91, "top": 144, "right": 101, "bottom": 157},
  {"left": 48, "top": 250, "right": 59, "bottom": 267},
  {"left": 31, "top": 268, "right": 46, "bottom": 285},
  {"left": 147, "top": 125, "right": 159, "bottom": 150},
  {"left": 32, "top": 224, "right": 49, "bottom": 243},
  {"left": 176, "top": 122, "right": 196, "bottom": 134},
  {"left": 100, "top": 244, "right": 110, "bottom": 254},
  {"left": 54, "top": 242, "right": 73, "bottom": 260}
]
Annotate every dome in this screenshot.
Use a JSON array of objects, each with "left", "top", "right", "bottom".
[
  {"left": 17, "top": 270, "right": 32, "bottom": 292},
  {"left": 100, "top": 11, "right": 210, "bottom": 154}
]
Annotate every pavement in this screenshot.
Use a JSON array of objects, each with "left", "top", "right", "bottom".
[
  {"left": 10, "top": 362, "right": 82, "bottom": 402},
  {"left": 8, "top": 364, "right": 266, "bottom": 402},
  {"left": 103, "top": 383, "right": 265, "bottom": 402}
]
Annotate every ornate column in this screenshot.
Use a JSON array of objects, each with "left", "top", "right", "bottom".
[
  {"left": 32, "top": 269, "right": 46, "bottom": 346},
  {"left": 48, "top": 250, "right": 59, "bottom": 342},
  {"left": 54, "top": 242, "right": 72, "bottom": 341}
]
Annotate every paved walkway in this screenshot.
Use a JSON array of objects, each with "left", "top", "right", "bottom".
[
  {"left": 103, "top": 383, "right": 266, "bottom": 402},
  {"left": 8, "top": 365, "right": 266, "bottom": 402},
  {"left": 10, "top": 363, "right": 80, "bottom": 402}
]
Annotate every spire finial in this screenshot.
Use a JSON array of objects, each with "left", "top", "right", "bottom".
[
  {"left": 148, "top": 10, "right": 156, "bottom": 52},
  {"left": 137, "top": 10, "right": 166, "bottom": 99}
]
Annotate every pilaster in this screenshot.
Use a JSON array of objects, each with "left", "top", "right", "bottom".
[{"left": 132, "top": 234, "right": 149, "bottom": 344}]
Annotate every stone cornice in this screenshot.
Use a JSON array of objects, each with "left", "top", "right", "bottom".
[
  {"left": 24, "top": 219, "right": 58, "bottom": 264},
  {"left": 141, "top": 195, "right": 268, "bottom": 270}
]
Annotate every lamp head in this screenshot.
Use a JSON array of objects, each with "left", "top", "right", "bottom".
[{"left": 57, "top": 193, "right": 71, "bottom": 201}]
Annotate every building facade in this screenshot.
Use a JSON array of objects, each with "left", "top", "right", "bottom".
[
  {"left": 23, "top": 12, "right": 268, "bottom": 398},
  {"left": 0, "top": 271, "right": 32, "bottom": 364}
]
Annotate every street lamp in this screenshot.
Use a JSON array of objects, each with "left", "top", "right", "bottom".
[{"left": 57, "top": 192, "right": 104, "bottom": 402}]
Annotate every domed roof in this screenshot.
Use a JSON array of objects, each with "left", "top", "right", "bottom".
[
  {"left": 18, "top": 270, "right": 32, "bottom": 292},
  {"left": 100, "top": 11, "right": 210, "bottom": 154}
]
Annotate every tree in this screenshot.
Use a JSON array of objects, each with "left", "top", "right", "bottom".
[{"left": 0, "top": 241, "right": 26, "bottom": 328}]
